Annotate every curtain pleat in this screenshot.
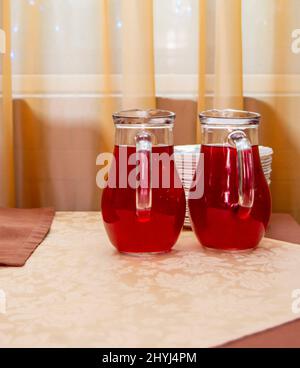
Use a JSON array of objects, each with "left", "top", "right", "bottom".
[
  {"left": 0, "top": 0, "right": 15, "bottom": 207},
  {"left": 197, "top": 0, "right": 207, "bottom": 142},
  {"left": 214, "top": 0, "right": 244, "bottom": 109},
  {"left": 120, "top": 0, "right": 156, "bottom": 110},
  {"left": 100, "top": 0, "right": 114, "bottom": 152}
]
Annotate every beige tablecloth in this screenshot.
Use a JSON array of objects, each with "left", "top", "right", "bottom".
[{"left": 0, "top": 212, "right": 300, "bottom": 348}]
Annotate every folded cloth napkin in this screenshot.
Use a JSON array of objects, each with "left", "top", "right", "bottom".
[{"left": 0, "top": 208, "right": 55, "bottom": 267}]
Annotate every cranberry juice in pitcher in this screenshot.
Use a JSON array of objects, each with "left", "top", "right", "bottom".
[
  {"left": 188, "top": 110, "right": 271, "bottom": 251},
  {"left": 101, "top": 110, "right": 186, "bottom": 254}
]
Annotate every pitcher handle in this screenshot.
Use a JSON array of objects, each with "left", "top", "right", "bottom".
[
  {"left": 228, "top": 131, "right": 254, "bottom": 209},
  {"left": 135, "top": 131, "right": 152, "bottom": 218}
]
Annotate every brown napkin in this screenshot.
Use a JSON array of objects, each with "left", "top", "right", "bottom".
[{"left": 0, "top": 208, "right": 55, "bottom": 267}]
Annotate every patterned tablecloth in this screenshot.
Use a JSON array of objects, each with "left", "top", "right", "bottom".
[{"left": 0, "top": 212, "right": 300, "bottom": 348}]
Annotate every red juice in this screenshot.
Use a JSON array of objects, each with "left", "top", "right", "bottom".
[
  {"left": 101, "top": 145, "right": 186, "bottom": 253},
  {"left": 188, "top": 145, "right": 271, "bottom": 251}
]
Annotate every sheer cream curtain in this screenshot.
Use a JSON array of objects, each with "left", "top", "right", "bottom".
[
  {"left": 197, "top": 0, "right": 206, "bottom": 143},
  {"left": 0, "top": 0, "right": 15, "bottom": 207},
  {"left": 210, "top": 0, "right": 300, "bottom": 223},
  {"left": 99, "top": 0, "right": 156, "bottom": 151},
  {"left": 214, "top": 0, "right": 243, "bottom": 109},
  {"left": 197, "top": 0, "right": 243, "bottom": 143},
  {"left": 121, "top": 0, "right": 156, "bottom": 109},
  {"left": 2, "top": 0, "right": 299, "bottom": 221},
  {"left": 100, "top": 0, "right": 114, "bottom": 152},
  {"left": 1, "top": 0, "right": 156, "bottom": 209}
]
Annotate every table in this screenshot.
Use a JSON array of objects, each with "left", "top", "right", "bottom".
[
  {"left": 0, "top": 212, "right": 299, "bottom": 348},
  {"left": 222, "top": 213, "right": 300, "bottom": 348}
]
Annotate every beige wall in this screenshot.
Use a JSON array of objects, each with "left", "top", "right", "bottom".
[{"left": 12, "top": 96, "right": 300, "bottom": 223}]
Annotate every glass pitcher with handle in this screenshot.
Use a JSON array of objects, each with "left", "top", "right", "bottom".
[
  {"left": 188, "top": 109, "right": 271, "bottom": 251},
  {"left": 101, "top": 109, "right": 186, "bottom": 254}
]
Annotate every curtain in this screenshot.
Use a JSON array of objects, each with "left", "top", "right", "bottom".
[
  {"left": 100, "top": 0, "right": 114, "bottom": 152},
  {"left": 121, "top": 0, "right": 156, "bottom": 109},
  {"left": 1, "top": 0, "right": 299, "bottom": 222},
  {"left": 197, "top": 0, "right": 206, "bottom": 142},
  {"left": 197, "top": 0, "right": 243, "bottom": 143},
  {"left": 99, "top": 0, "right": 156, "bottom": 151},
  {"left": 0, "top": 0, "right": 15, "bottom": 207},
  {"left": 0, "top": 0, "right": 156, "bottom": 209},
  {"left": 213, "top": 0, "right": 243, "bottom": 109},
  {"left": 200, "top": 0, "right": 300, "bottom": 223}
]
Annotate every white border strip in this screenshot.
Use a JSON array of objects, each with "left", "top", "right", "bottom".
[{"left": 1, "top": 74, "right": 300, "bottom": 97}]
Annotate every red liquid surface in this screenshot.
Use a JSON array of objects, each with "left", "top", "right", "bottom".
[
  {"left": 101, "top": 145, "right": 186, "bottom": 253},
  {"left": 188, "top": 145, "right": 271, "bottom": 251}
]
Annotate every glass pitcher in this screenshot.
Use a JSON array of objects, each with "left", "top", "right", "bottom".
[
  {"left": 101, "top": 109, "right": 186, "bottom": 254},
  {"left": 188, "top": 109, "right": 271, "bottom": 251}
]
